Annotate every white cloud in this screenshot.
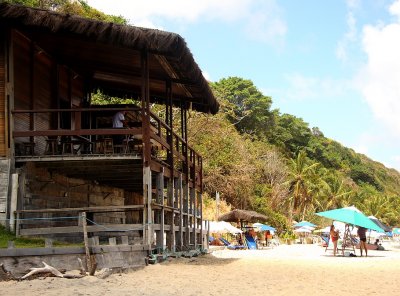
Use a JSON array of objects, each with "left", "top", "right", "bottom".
[
  {"left": 356, "top": 0, "right": 400, "bottom": 138},
  {"left": 281, "top": 73, "right": 349, "bottom": 101},
  {"left": 86, "top": 0, "right": 286, "bottom": 44},
  {"left": 87, "top": 0, "right": 248, "bottom": 25},
  {"left": 390, "top": 0, "right": 400, "bottom": 18},
  {"left": 336, "top": 2, "right": 358, "bottom": 62},
  {"left": 243, "top": 1, "right": 287, "bottom": 46}
]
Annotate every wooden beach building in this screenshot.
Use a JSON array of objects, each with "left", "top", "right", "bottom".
[{"left": 0, "top": 3, "right": 218, "bottom": 263}]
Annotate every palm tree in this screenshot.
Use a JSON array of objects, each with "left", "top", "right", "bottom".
[
  {"left": 286, "top": 150, "right": 319, "bottom": 222},
  {"left": 316, "top": 172, "right": 352, "bottom": 211}
]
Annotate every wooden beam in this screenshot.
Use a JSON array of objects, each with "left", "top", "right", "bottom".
[
  {"left": 19, "top": 223, "right": 144, "bottom": 236},
  {"left": 16, "top": 204, "right": 145, "bottom": 214},
  {"left": 154, "top": 55, "right": 192, "bottom": 98},
  {"left": 156, "top": 169, "right": 164, "bottom": 251}
]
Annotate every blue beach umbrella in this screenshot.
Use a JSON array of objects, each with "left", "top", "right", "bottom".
[
  {"left": 253, "top": 223, "right": 276, "bottom": 231},
  {"left": 316, "top": 206, "right": 384, "bottom": 232}
]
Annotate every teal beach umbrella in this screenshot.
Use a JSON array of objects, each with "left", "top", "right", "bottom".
[
  {"left": 316, "top": 206, "right": 384, "bottom": 232},
  {"left": 294, "top": 221, "right": 316, "bottom": 228}
]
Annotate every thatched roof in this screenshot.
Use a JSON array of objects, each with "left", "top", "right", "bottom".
[
  {"left": 0, "top": 3, "right": 219, "bottom": 114},
  {"left": 218, "top": 209, "right": 268, "bottom": 223}
]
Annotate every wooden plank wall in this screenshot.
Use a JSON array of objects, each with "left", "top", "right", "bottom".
[
  {"left": 0, "top": 31, "right": 6, "bottom": 156},
  {"left": 12, "top": 30, "right": 85, "bottom": 154},
  {"left": 12, "top": 31, "right": 30, "bottom": 144}
]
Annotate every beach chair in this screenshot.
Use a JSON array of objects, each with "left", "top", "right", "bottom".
[
  {"left": 219, "top": 237, "right": 246, "bottom": 250},
  {"left": 321, "top": 235, "right": 330, "bottom": 252},
  {"left": 245, "top": 234, "right": 257, "bottom": 250}
]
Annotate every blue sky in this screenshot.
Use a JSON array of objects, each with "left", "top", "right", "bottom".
[{"left": 86, "top": 0, "right": 400, "bottom": 172}]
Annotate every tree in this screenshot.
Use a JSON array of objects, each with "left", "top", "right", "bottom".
[
  {"left": 187, "top": 112, "right": 256, "bottom": 209},
  {"left": 315, "top": 171, "right": 352, "bottom": 211},
  {"left": 210, "top": 77, "right": 275, "bottom": 139},
  {"left": 5, "top": 0, "right": 127, "bottom": 24},
  {"left": 286, "top": 150, "right": 319, "bottom": 222},
  {"left": 268, "top": 113, "right": 312, "bottom": 157}
]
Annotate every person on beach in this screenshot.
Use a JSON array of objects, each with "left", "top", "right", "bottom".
[
  {"left": 330, "top": 224, "right": 339, "bottom": 256},
  {"left": 357, "top": 226, "right": 368, "bottom": 256},
  {"left": 265, "top": 230, "right": 271, "bottom": 247}
]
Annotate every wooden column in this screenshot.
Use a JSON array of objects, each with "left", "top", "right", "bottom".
[
  {"left": 141, "top": 50, "right": 151, "bottom": 167},
  {"left": 6, "top": 30, "right": 15, "bottom": 158},
  {"left": 199, "top": 192, "right": 203, "bottom": 250},
  {"left": 156, "top": 170, "right": 164, "bottom": 251},
  {"left": 176, "top": 174, "right": 183, "bottom": 250},
  {"left": 166, "top": 178, "right": 175, "bottom": 252},
  {"left": 141, "top": 50, "right": 152, "bottom": 247},
  {"left": 177, "top": 174, "right": 184, "bottom": 250},
  {"left": 191, "top": 188, "right": 197, "bottom": 248},
  {"left": 29, "top": 42, "right": 34, "bottom": 142},
  {"left": 166, "top": 81, "right": 173, "bottom": 178},
  {"left": 183, "top": 182, "right": 190, "bottom": 248},
  {"left": 143, "top": 166, "right": 152, "bottom": 246}
]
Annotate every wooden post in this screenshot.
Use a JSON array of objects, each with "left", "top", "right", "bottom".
[
  {"left": 166, "top": 178, "right": 175, "bottom": 252},
  {"left": 191, "top": 188, "right": 197, "bottom": 248},
  {"left": 156, "top": 170, "right": 164, "bottom": 251},
  {"left": 9, "top": 173, "right": 18, "bottom": 233},
  {"left": 183, "top": 182, "right": 190, "bottom": 248},
  {"left": 81, "top": 212, "right": 90, "bottom": 272},
  {"left": 199, "top": 192, "right": 203, "bottom": 250},
  {"left": 177, "top": 174, "right": 183, "bottom": 250},
  {"left": 143, "top": 166, "right": 152, "bottom": 246}
]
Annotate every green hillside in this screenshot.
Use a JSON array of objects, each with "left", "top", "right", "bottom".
[{"left": 189, "top": 77, "right": 400, "bottom": 230}]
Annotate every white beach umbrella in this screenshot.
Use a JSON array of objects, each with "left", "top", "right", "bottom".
[
  {"left": 207, "top": 221, "right": 242, "bottom": 234},
  {"left": 294, "top": 226, "right": 312, "bottom": 233}
]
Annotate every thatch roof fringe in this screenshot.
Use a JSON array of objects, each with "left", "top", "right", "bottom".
[
  {"left": 218, "top": 209, "right": 268, "bottom": 223},
  {"left": 0, "top": 3, "right": 218, "bottom": 114}
]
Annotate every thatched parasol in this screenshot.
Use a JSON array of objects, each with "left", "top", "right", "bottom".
[{"left": 218, "top": 209, "right": 268, "bottom": 223}]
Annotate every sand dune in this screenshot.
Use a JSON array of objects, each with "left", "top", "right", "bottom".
[{"left": 1, "top": 243, "right": 400, "bottom": 296}]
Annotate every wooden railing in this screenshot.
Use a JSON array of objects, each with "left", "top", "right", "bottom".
[{"left": 11, "top": 107, "right": 202, "bottom": 186}]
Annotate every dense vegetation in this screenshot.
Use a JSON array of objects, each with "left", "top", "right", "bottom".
[
  {"left": 6, "top": 1, "right": 400, "bottom": 233},
  {"left": 4, "top": 0, "right": 127, "bottom": 24},
  {"left": 190, "top": 77, "right": 400, "bottom": 231}
]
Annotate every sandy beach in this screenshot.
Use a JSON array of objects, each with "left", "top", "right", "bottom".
[{"left": 2, "top": 243, "right": 400, "bottom": 296}]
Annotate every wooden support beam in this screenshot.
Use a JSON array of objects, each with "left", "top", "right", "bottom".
[
  {"left": 177, "top": 174, "right": 183, "bottom": 250},
  {"left": 199, "top": 192, "right": 203, "bottom": 249},
  {"left": 191, "top": 188, "right": 197, "bottom": 248},
  {"left": 156, "top": 169, "right": 165, "bottom": 251},
  {"left": 183, "top": 182, "right": 190, "bottom": 247},
  {"left": 141, "top": 50, "right": 151, "bottom": 168},
  {"left": 166, "top": 178, "right": 175, "bottom": 252},
  {"left": 143, "top": 166, "right": 152, "bottom": 246},
  {"left": 19, "top": 223, "right": 144, "bottom": 236},
  {"left": 81, "top": 212, "right": 91, "bottom": 272}
]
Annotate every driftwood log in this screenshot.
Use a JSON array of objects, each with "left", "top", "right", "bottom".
[
  {"left": 20, "top": 261, "right": 84, "bottom": 280},
  {"left": 21, "top": 261, "right": 64, "bottom": 279}
]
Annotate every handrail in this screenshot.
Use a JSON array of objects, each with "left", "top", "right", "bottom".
[{"left": 12, "top": 107, "right": 202, "bottom": 183}]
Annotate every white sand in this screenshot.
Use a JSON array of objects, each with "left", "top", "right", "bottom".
[{"left": 2, "top": 243, "right": 400, "bottom": 296}]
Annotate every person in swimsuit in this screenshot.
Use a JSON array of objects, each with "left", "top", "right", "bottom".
[
  {"left": 357, "top": 226, "right": 368, "bottom": 257},
  {"left": 330, "top": 224, "right": 339, "bottom": 256}
]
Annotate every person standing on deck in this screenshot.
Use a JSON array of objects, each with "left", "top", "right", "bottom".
[{"left": 112, "top": 110, "right": 128, "bottom": 145}]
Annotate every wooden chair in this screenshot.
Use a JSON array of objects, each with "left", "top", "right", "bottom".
[
  {"left": 22, "top": 141, "right": 35, "bottom": 156},
  {"left": 45, "top": 137, "right": 59, "bottom": 155},
  {"left": 103, "top": 138, "right": 114, "bottom": 154}
]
